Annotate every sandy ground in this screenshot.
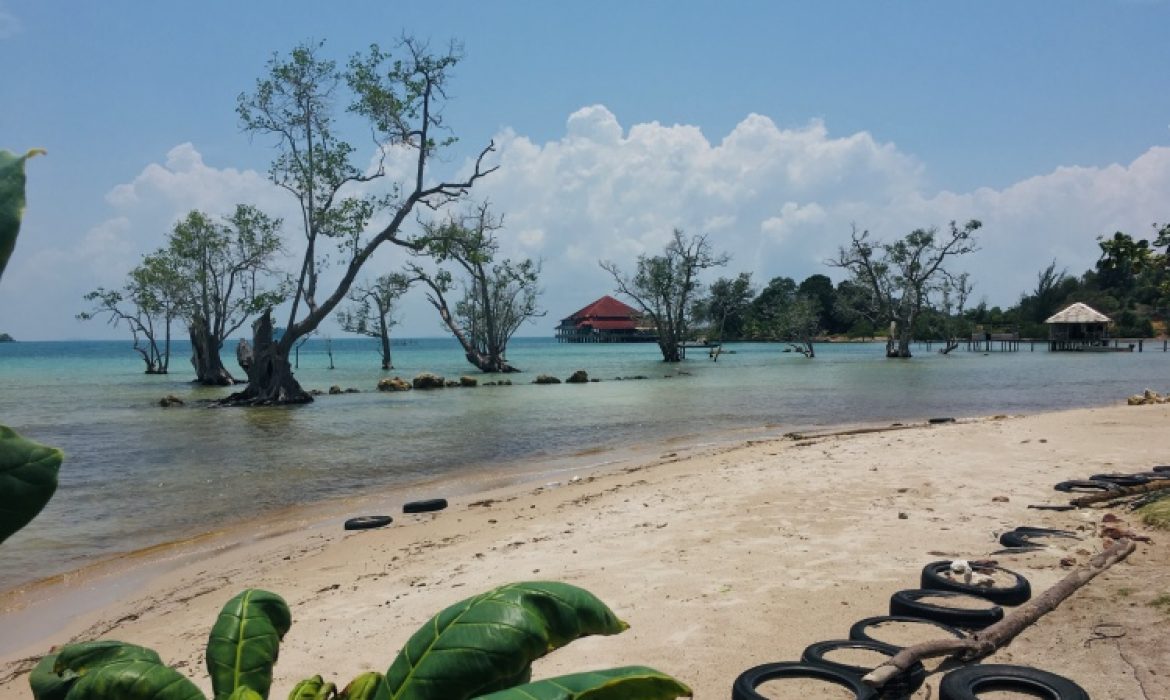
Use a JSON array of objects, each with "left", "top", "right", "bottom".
[{"left": 2, "top": 404, "right": 1168, "bottom": 699}]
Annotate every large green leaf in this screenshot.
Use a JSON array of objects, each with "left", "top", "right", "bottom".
[
  {"left": 0, "top": 148, "right": 44, "bottom": 279},
  {"left": 206, "top": 588, "right": 292, "bottom": 700},
  {"left": 471, "top": 667, "right": 692, "bottom": 700},
  {"left": 54, "top": 640, "right": 163, "bottom": 674},
  {"left": 0, "top": 424, "right": 63, "bottom": 544},
  {"left": 29, "top": 654, "right": 75, "bottom": 700},
  {"left": 59, "top": 659, "right": 206, "bottom": 700},
  {"left": 375, "top": 581, "right": 629, "bottom": 700},
  {"left": 339, "top": 672, "right": 383, "bottom": 700},
  {"left": 32, "top": 642, "right": 163, "bottom": 700},
  {"left": 227, "top": 690, "right": 265, "bottom": 700}
]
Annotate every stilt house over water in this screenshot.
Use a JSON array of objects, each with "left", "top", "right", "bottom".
[
  {"left": 1045, "top": 302, "right": 1112, "bottom": 351},
  {"left": 555, "top": 295, "right": 655, "bottom": 343}
]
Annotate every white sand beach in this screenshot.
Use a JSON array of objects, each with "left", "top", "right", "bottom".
[{"left": 2, "top": 403, "right": 1168, "bottom": 699}]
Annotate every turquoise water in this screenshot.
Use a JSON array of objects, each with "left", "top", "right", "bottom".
[{"left": 1, "top": 336, "right": 1167, "bottom": 589}]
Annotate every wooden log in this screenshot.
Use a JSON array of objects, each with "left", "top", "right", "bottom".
[
  {"left": 1070, "top": 480, "right": 1170, "bottom": 507},
  {"left": 862, "top": 538, "right": 1137, "bottom": 689}
]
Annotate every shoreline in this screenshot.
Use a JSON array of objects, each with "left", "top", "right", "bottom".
[{"left": 2, "top": 402, "right": 1168, "bottom": 698}]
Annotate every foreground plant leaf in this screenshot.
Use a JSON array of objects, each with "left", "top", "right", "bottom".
[
  {"left": 289, "top": 675, "right": 338, "bottom": 699},
  {"left": 32, "top": 642, "right": 164, "bottom": 700},
  {"left": 29, "top": 654, "right": 75, "bottom": 700},
  {"left": 206, "top": 588, "right": 292, "bottom": 700},
  {"left": 0, "top": 425, "right": 63, "bottom": 545},
  {"left": 228, "top": 689, "right": 265, "bottom": 700},
  {"left": 62, "top": 658, "right": 205, "bottom": 700},
  {"left": 376, "top": 581, "right": 629, "bottom": 700},
  {"left": 472, "top": 666, "right": 693, "bottom": 700},
  {"left": 339, "top": 672, "right": 383, "bottom": 700},
  {"left": 0, "top": 147, "right": 44, "bottom": 278}
]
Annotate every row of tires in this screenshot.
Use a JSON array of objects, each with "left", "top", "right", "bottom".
[
  {"left": 1054, "top": 465, "right": 1170, "bottom": 494},
  {"left": 343, "top": 498, "right": 449, "bottom": 530},
  {"left": 732, "top": 559, "right": 1088, "bottom": 699}
]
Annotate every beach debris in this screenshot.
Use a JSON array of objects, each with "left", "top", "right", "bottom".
[
  {"left": 864, "top": 537, "right": 1137, "bottom": 690},
  {"left": 992, "top": 495, "right": 1010, "bottom": 502},
  {"left": 159, "top": 394, "right": 184, "bottom": 407},
  {"left": 566, "top": 369, "right": 589, "bottom": 383},
  {"left": 898, "top": 512, "right": 909, "bottom": 519},
  {"left": 948, "top": 560, "right": 997, "bottom": 588},
  {"left": 1127, "top": 388, "right": 1169, "bottom": 405}
]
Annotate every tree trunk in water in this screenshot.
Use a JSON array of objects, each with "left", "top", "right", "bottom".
[
  {"left": 380, "top": 333, "right": 392, "bottom": 370},
  {"left": 466, "top": 350, "right": 518, "bottom": 373},
  {"left": 189, "top": 316, "right": 236, "bottom": 386},
  {"left": 658, "top": 338, "right": 682, "bottom": 362},
  {"left": 885, "top": 321, "right": 913, "bottom": 358},
  {"left": 222, "top": 311, "right": 313, "bottom": 405}
]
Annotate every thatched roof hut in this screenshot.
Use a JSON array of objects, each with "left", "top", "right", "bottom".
[{"left": 1045, "top": 302, "right": 1111, "bottom": 350}]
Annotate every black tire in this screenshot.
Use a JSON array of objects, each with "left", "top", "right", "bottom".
[
  {"left": 801, "top": 639, "right": 925, "bottom": 697},
  {"left": 998, "top": 527, "right": 1078, "bottom": 548},
  {"left": 920, "top": 561, "right": 1031, "bottom": 606},
  {"left": 1054, "top": 479, "right": 1121, "bottom": 493},
  {"left": 848, "top": 615, "right": 966, "bottom": 650},
  {"left": 1152, "top": 465, "right": 1170, "bottom": 473},
  {"left": 403, "top": 498, "right": 448, "bottom": 513},
  {"left": 1089, "top": 472, "right": 1151, "bottom": 486},
  {"left": 343, "top": 515, "right": 393, "bottom": 530},
  {"left": 732, "top": 662, "right": 877, "bottom": 700},
  {"left": 928, "top": 417, "right": 956, "bottom": 424},
  {"left": 939, "top": 664, "right": 1089, "bottom": 700},
  {"left": 889, "top": 589, "right": 1004, "bottom": 630}
]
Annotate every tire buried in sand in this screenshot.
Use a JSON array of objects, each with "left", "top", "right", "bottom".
[
  {"left": 732, "top": 661, "right": 877, "bottom": 700},
  {"left": 939, "top": 664, "right": 1089, "bottom": 700},
  {"left": 403, "top": 498, "right": 448, "bottom": 514},
  {"left": 343, "top": 515, "right": 393, "bottom": 530},
  {"left": 888, "top": 589, "right": 1004, "bottom": 630},
  {"left": 920, "top": 560, "right": 1031, "bottom": 606},
  {"left": 800, "top": 639, "right": 925, "bottom": 696},
  {"left": 848, "top": 615, "right": 967, "bottom": 651}
]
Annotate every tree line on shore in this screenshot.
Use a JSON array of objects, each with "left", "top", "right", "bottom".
[{"left": 68, "top": 36, "right": 1170, "bottom": 403}]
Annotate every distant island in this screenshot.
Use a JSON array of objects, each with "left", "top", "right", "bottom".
[{"left": 0, "top": 333, "right": 13, "bottom": 342}]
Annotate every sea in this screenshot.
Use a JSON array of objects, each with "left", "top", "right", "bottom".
[{"left": 1, "top": 335, "right": 1167, "bottom": 591}]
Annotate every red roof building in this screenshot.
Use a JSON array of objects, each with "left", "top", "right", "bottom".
[{"left": 555, "top": 296, "right": 655, "bottom": 343}]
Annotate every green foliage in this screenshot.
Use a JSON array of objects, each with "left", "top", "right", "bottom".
[
  {"left": 1137, "top": 496, "right": 1170, "bottom": 531},
  {"left": 0, "top": 148, "right": 45, "bottom": 279},
  {"left": 338, "top": 672, "right": 383, "bottom": 700},
  {"left": 31, "top": 583, "right": 686, "bottom": 700},
  {"left": 376, "top": 581, "right": 629, "bottom": 700},
  {"left": 288, "top": 676, "right": 336, "bottom": 700},
  {"left": 473, "top": 667, "right": 692, "bottom": 700},
  {"left": 58, "top": 659, "right": 206, "bottom": 700},
  {"left": 0, "top": 424, "right": 63, "bottom": 545},
  {"left": 207, "top": 589, "right": 292, "bottom": 700}
]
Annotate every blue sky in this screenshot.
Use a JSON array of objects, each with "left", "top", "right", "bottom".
[{"left": 2, "top": 1, "right": 1169, "bottom": 340}]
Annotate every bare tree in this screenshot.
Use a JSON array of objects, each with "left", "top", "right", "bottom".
[
  {"left": 336, "top": 273, "right": 410, "bottom": 369},
  {"left": 601, "top": 229, "right": 728, "bottom": 362},
  {"left": 831, "top": 220, "right": 981, "bottom": 358},
  {"left": 408, "top": 204, "right": 543, "bottom": 372},
  {"left": 227, "top": 38, "right": 496, "bottom": 404},
  {"left": 79, "top": 252, "right": 183, "bottom": 374}
]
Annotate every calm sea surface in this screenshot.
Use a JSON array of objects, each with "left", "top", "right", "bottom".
[{"left": 1, "top": 336, "right": 1167, "bottom": 590}]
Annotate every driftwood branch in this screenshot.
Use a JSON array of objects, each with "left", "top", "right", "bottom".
[
  {"left": 863, "top": 538, "right": 1137, "bottom": 688},
  {"left": 1070, "top": 481, "right": 1170, "bottom": 507}
]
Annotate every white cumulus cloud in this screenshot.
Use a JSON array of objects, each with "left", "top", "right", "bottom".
[{"left": 4, "top": 107, "right": 1169, "bottom": 340}]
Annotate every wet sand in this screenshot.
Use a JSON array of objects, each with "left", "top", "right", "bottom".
[{"left": 2, "top": 404, "right": 1167, "bottom": 699}]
